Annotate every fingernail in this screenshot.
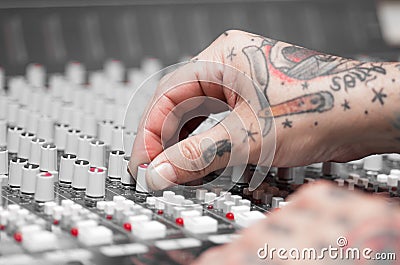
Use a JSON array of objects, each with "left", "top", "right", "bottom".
[{"left": 147, "top": 162, "right": 177, "bottom": 190}]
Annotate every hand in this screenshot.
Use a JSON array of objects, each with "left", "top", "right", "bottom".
[
  {"left": 128, "top": 29, "right": 398, "bottom": 190},
  {"left": 192, "top": 181, "right": 400, "bottom": 265}
]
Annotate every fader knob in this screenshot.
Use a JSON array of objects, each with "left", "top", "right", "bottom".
[
  {"left": 86, "top": 167, "right": 106, "bottom": 199},
  {"left": 89, "top": 140, "right": 105, "bottom": 167},
  {"left": 29, "top": 138, "right": 45, "bottom": 165},
  {"left": 7, "top": 126, "right": 24, "bottom": 154},
  {"left": 111, "top": 126, "right": 124, "bottom": 151},
  {"left": 77, "top": 135, "right": 94, "bottom": 161},
  {"left": 37, "top": 116, "right": 54, "bottom": 143},
  {"left": 0, "top": 119, "right": 6, "bottom": 147},
  {"left": 108, "top": 150, "right": 125, "bottom": 182},
  {"left": 59, "top": 154, "right": 77, "bottom": 186},
  {"left": 0, "top": 147, "right": 8, "bottom": 175},
  {"left": 121, "top": 156, "right": 135, "bottom": 188},
  {"left": 65, "top": 129, "right": 81, "bottom": 155},
  {"left": 34, "top": 172, "right": 55, "bottom": 203},
  {"left": 54, "top": 123, "right": 69, "bottom": 151},
  {"left": 98, "top": 120, "right": 113, "bottom": 146},
  {"left": 18, "top": 132, "right": 35, "bottom": 159},
  {"left": 9, "top": 157, "right": 28, "bottom": 189},
  {"left": 40, "top": 143, "right": 57, "bottom": 172},
  {"left": 21, "top": 163, "right": 40, "bottom": 196},
  {"left": 72, "top": 159, "right": 90, "bottom": 191},
  {"left": 136, "top": 164, "right": 149, "bottom": 193}
]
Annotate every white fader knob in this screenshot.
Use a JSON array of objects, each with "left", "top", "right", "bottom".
[
  {"left": 0, "top": 147, "right": 8, "bottom": 175},
  {"left": 77, "top": 135, "right": 94, "bottom": 161},
  {"left": 18, "top": 132, "right": 35, "bottom": 159},
  {"left": 29, "top": 138, "right": 45, "bottom": 165},
  {"left": 121, "top": 156, "right": 135, "bottom": 188},
  {"left": 7, "top": 126, "right": 24, "bottom": 154},
  {"left": 54, "top": 123, "right": 69, "bottom": 151},
  {"left": 0, "top": 119, "right": 6, "bottom": 147},
  {"left": 37, "top": 116, "right": 54, "bottom": 143},
  {"left": 34, "top": 172, "right": 55, "bottom": 203},
  {"left": 111, "top": 126, "right": 124, "bottom": 151},
  {"left": 21, "top": 163, "right": 40, "bottom": 196},
  {"left": 40, "top": 143, "right": 57, "bottom": 172},
  {"left": 72, "top": 159, "right": 90, "bottom": 191},
  {"left": 89, "top": 140, "right": 105, "bottom": 167},
  {"left": 108, "top": 150, "right": 125, "bottom": 182},
  {"left": 8, "top": 157, "right": 28, "bottom": 189},
  {"left": 136, "top": 164, "right": 149, "bottom": 193},
  {"left": 98, "top": 120, "right": 113, "bottom": 146},
  {"left": 86, "top": 167, "right": 106, "bottom": 199},
  {"left": 59, "top": 154, "right": 77, "bottom": 187},
  {"left": 65, "top": 129, "right": 81, "bottom": 155}
]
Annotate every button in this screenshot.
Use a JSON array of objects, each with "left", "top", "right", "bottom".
[
  {"left": 7, "top": 126, "right": 24, "bottom": 154},
  {"left": 131, "top": 221, "right": 166, "bottom": 240},
  {"left": 230, "top": 205, "right": 250, "bottom": 216},
  {"left": 65, "top": 129, "right": 81, "bottom": 155},
  {"left": 271, "top": 197, "right": 284, "bottom": 209},
  {"left": 204, "top": 192, "right": 216, "bottom": 204},
  {"left": 184, "top": 216, "right": 218, "bottom": 234},
  {"left": 363, "top": 155, "right": 382, "bottom": 172},
  {"left": 35, "top": 172, "right": 55, "bottom": 203},
  {"left": 54, "top": 123, "right": 69, "bottom": 151},
  {"left": 222, "top": 201, "right": 235, "bottom": 213},
  {"left": 108, "top": 150, "right": 125, "bottom": 182},
  {"left": 89, "top": 140, "right": 105, "bottom": 167},
  {"left": 195, "top": 189, "right": 207, "bottom": 201},
  {"left": 59, "top": 154, "right": 77, "bottom": 186},
  {"left": 72, "top": 160, "right": 90, "bottom": 191},
  {"left": 21, "top": 163, "right": 40, "bottom": 195},
  {"left": 121, "top": 156, "right": 134, "bottom": 187},
  {"left": 40, "top": 143, "right": 57, "bottom": 172},
  {"left": 86, "top": 167, "right": 106, "bottom": 199},
  {"left": 78, "top": 225, "right": 113, "bottom": 246},
  {"left": 387, "top": 175, "right": 398, "bottom": 187},
  {"left": 22, "top": 230, "right": 58, "bottom": 252},
  {"left": 9, "top": 157, "right": 28, "bottom": 188},
  {"left": 18, "top": 132, "right": 35, "bottom": 159},
  {"left": 29, "top": 138, "right": 45, "bottom": 165},
  {"left": 235, "top": 211, "right": 266, "bottom": 228},
  {"left": 377, "top": 174, "right": 388, "bottom": 184},
  {"left": 136, "top": 164, "right": 149, "bottom": 193}
]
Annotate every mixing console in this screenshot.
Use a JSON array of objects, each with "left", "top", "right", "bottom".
[{"left": 0, "top": 60, "right": 400, "bottom": 265}]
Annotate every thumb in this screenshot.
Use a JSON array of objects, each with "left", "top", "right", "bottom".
[{"left": 145, "top": 123, "right": 232, "bottom": 190}]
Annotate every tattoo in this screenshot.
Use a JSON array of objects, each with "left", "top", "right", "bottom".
[
  {"left": 241, "top": 123, "right": 258, "bottom": 143},
  {"left": 314, "top": 121, "right": 318, "bottom": 126},
  {"left": 226, "top": 47, "right": 237, "bottom": 61},
  {"left": 301, "top": 82, "right": 309, "bottom": 90},
  {"left": 202, "top": 139, "right": 232, "bottom": 164},
  {"left": 330, "top": 63, "right": 386, "bottom": 92},
  {"left": 371, "top": 87, "right": 387, "bottom": 105},
  {"left": 341, "top": 99, "right": 350, "bottom": 111},
  {"left": 282, "top": 118, "right": 293, "bottom": 128}
]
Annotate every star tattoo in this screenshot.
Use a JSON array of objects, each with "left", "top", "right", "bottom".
[
  {"left": 226, "top": 47, "right": 237, "bottom": 61},
  {"left": 301, "top": 82, "right": 309, "bottom": 90},
  {"left": 371, "top": 88, "right": 387, "bottom": 106},
  {"left": 341, "top": 99, "right": 350, "bottom": 111},
  {"left": 282, "top": 118, "right": 293, "bottom": 128},
  {"left": 241, "top": 124, "right": 258, "bottom": 143}
]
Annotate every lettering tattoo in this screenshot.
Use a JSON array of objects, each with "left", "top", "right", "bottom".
[{"left": 202, "top": 139, "right": 232, "bottom": 164}]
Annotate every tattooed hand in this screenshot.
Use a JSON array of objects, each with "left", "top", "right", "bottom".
[
  {"left": 192, "top": 181, "right": 400, "bottom": 265},
  {"left": 129, "top": 30, "right": 400, "bottom": 190}
]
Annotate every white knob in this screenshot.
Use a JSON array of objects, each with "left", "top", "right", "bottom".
[
  {"left": 81, "top": 115, "right": 97, "bottom": 137},
  {"left": 8, "top": 157, "right": 28, "bottom": 188},
  {"left": 377, "top": 174, "right": 388, "bottom": 184},
  {"left": 72, "top": 159, "right": 90, "bottom": 190},
  {"left": 65, "top": 129, "right": 81, "bottom": 155},
  {"left": 98, "top": 120, "right": 113, "bottom": 146},
  {"left": 59, "top": 154, "right": 77, "bottom": 185},
  {"left": 0, "top": 147, "right": 8, "bottom": 175},
  {"left": 54, "top": 123, "right": 69, "bottom": 151},
  {"left": 40, "top": 143, "right": 57, "bottom": 172},
  {"left": 136, "top": 164, "right": 149, "bottom": 193},
  {"left": 7, "top": 101, "right": 19, "bottom": 126},
  {"left": 387, "top": 153, "right": 400, "bottom": 161},
  {"left": 363, "top": 155, "right": 382, "bottom": 172},
  {"left": 7, "top": 126, "right": 24, "bottom": 154},
  {"left": 66, "top": 61, "right": 85, "bottom": 85},
  {"left": 0, "top": 119, "right": 7, "bottom": 147},
  {"left": 121, "top": 156, "right": 134, "bottom": 187},
  {"left": 111, "top": 126, "right": 124, "bottom": 151},
  {"left": 390, "top": 169, "right": 400, "bottom": 178},
  {"left": 77, "top": 134, "right": 94, "bottom": 161},
  {"left": 86, "top": 167, "right": 106, "bottom": 198},
  {"left": 16, "top": 107, "right": 29, "bottom": 129},
  {"left": 108, "top": 150, "right": 125, "bottom": 181},
  {"left": 89, "top": 140, "right": 105, "bottom": 167},
  {"left": 34, "top": 172, "right": 55, "bottom": 203},
  {"left": 29, "top": 138, "right": 45, "bottom": 165},
  {"left": 18, "top": 132, "right": 35, "bottom": 159},
  {"left": 37, "top": 116, "right": 54, "bottom": 143},
  {"left": 387, "top": 175, "right": 399, "bottom": 187},
  {"left": 21, "top": 163, "right": 40, "bottom": 195},
  {"left": 26, "top": 112, "right": 40, "bottom": 134},
  {"left": 123, "top": 131, "right": 136, "bottom": 156}
]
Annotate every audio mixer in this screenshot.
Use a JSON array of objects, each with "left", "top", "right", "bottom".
[{"left": 0, "top": 60, "right": 400, "bottom": 265}]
